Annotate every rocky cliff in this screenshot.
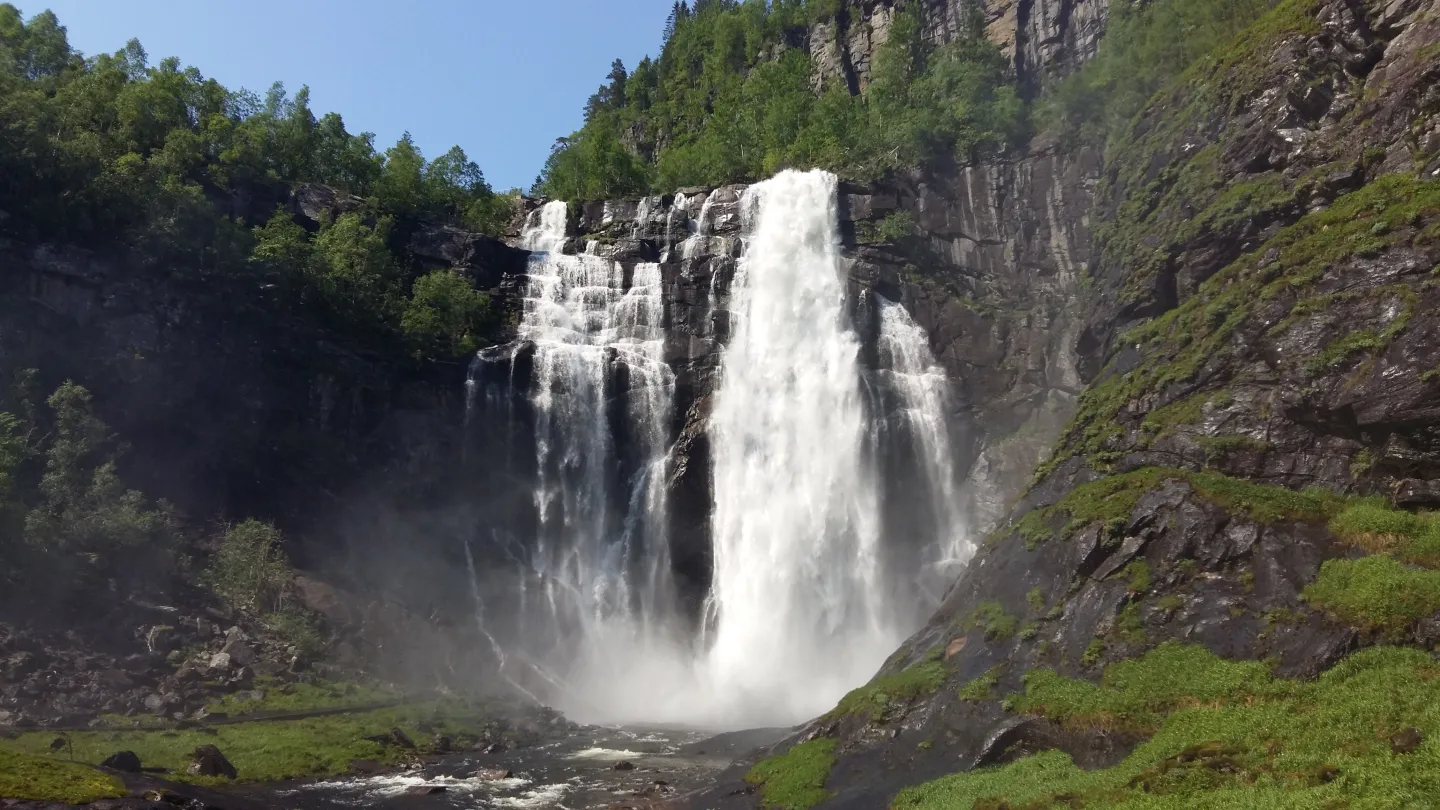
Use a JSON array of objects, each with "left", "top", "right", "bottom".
[{"left": 705, "top": 0, "right": 1440, "bottom": 806}]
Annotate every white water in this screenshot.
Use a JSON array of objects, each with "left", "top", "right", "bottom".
[
  {"left": 703, "top": 170, "right": 897, "bottom": 724},
  {"left": 505, "top": 202, "right": 683, "bottom": 716},
  {"left": 876, "top": 299, "right": 973, "bottom": 603},
  {"left": 477, "top": 176, "right": 969, "bottom": 729}
]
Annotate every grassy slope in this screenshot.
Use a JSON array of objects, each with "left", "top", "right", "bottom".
[
  {"left": 0, "top": 699, "right": 492, "bottom": 785},
  {"left": 0, "top": 748, "right": 126, "bottom": 803}
]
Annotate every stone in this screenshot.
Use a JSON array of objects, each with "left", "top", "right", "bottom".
[
  {"left": 206, "top": 652, "right": 232, "bottom": 671},
  {"left": 473, "top": 768, "right": 514, "bottom": 780},
  {"left": 431, "top": 734, "right": 452, "bottom": 753},
  {"left": 143, "top": 693, "right": 166, "bottom": 712},
  {"left": 405, "top": 785, "right": 448, "bottom": 795},
  {"left": 219, "top": 637, "right": 255, "bottom": 668},
  {"left": 144, "top": 625, "right": 174, "bottom": 654},
  {"left": 100, "top": 750, "right": 142, "bottom": 772},
  {"left": 1391, "top": 727, "right": 1423, "bottom": 755},
  {"left": 1394, "top": 479, "right": 1440, "bottom": 509},
  {"left": 188, "top": 744, "right": 237, "bottom": 779},
  {"left": 614, "top": 761, "right": 636, "bottom": 771}
]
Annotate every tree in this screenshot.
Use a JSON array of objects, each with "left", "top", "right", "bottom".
[{"left": 402, "top": 269, "right": 494, "bottom": 357}]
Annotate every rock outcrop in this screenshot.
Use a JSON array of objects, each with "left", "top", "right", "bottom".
[{"left": 693, "top": 0, "right": 1440, "bottom": 806}]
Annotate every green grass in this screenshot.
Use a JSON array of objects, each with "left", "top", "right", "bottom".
[
  {"left": 0, "top": 748, "right": 126, "bottom": 803},
  {"left": 825, "top": 650, "right": 949, "bottom": 722},
  {"left": 1328, "top": 500, "right": 1440, "bottom": 568},
  {"left": 205, "top": 677, "right": 397, "bottom": 716},
  {"left": 1303, "top": 555, "right": 1440, "bottom": 638},
  {"left": 964, "top": 600, "right": 1019, "bottom": 641},
  {"left": 894, "top": 645, "right": 1440, "bottom": 808},
  {"left": 1015, "top": 467, "right": 1346, "bottom": 547},
  {"left": 744, "top": 737, "right": 838, "bottom": 810},
  {"left": 0, "top": 700, "right": 489, "bottom": 784},
  {"left": 959, "top": 666, "right": 1005, "bottom": 702}
]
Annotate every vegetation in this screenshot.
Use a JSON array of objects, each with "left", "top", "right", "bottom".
[
  {"left": 0, "top": 5, "right": 507, "bottom": 363},
  {"left": 1015, "top": 467, "right": 1345, "bottom": 547},
  {"left": 0, "top": 699, "right": 492, "bottom": 784},
  {"left": 958, "top": 665, "right": 1004, "bottom": 702},
  {"left": 1303, "top": 556, "right": 1440, "bottom": 638},
  {"left": 0, "top": 749, "right": 125, "bottom": 803},
  {"left": 535, "top": 0, "right": 1022, "bottom": 198},
  {"left": 744, "top": 737, "right": 838, "bottom": 810},
  {"left": 205, "top": 678, "right": 396, "bottom": 717},
  {"left": 895, "top": 645, "right": 1440, "bottom": 808},
  {"left": 825, "top": 648, "right": 948, "bottom": 721}
]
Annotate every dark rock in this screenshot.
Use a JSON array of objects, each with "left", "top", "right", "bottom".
[
  {"left": 430, "top": 734, "right": 452, "bottom": 753},
  {"left": 187, "top": 744, "right": 237, "bottom": 779},
  {"left": 404, "top": 786, "right": 448, "bottom": 796},
  {"left": 1394, "top": 479, "right": 1440, "bottom": 509},
  {"left": 1391, "top": 727, "right": 1423, "bottom": 755},
  {"left": 100, "top": 750, "right": 142, "bottom": 772},
  {"left": 472, "top": 768, "right": 514, "bottom": 780},
  {"left": 613, "top": 760, "right": 636, "bottom": 771}
]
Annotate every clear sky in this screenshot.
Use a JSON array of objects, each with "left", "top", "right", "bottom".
[{"left": 30, "top": 1, "right": 674, "bottom": 192}]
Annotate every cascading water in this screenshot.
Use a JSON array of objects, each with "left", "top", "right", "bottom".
[
  {"left": 470, "top": 173, "right": 972, "bottom": 728},
  {"left": 703, "top": 170, "right": 895, "bottom": 724},
  {"left": 487, "top": 201, "right": 683, "bottom": 716}
]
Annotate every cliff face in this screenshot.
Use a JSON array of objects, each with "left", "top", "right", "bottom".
[
  {"left": 707, "top": 0, "right": 1440, "bottom": 807},
  {"left": 811, "top": 0, "right": 1109, "bottom": 92}
]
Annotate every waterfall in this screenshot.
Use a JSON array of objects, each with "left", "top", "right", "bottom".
[
  {"left": 876, "top": 299, "right": 973, "bottom": 608},
  {"left": 501, "top": 201, "right": 681, "bottom": 714},
  {"left": 472, "top": 178, "right": 971, "bottom": 728},
  {"left": 703, "top": 170, "right": 895, "bottom": 725}
]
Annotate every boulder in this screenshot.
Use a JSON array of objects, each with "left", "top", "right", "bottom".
[
  {"left": 431, "top": 734, "right": 452, "bottom": 753},
  {"left": 405, "top": 785, "right": 448, "bottom": 795},
  {"left": 219, "top": 637, "right": 255, "bottom": 668},
  {"left": 1392, "top": 727, "right": 1423, "bottom": 755},
  {"left": 206, "top": 652, "right": 232, "bottom": 671},
  {"left": 100, "top": 750, "right": 142, "bottom": 772},
  {"left": 389, "top": 727, "right": 416, "bottom": 749},
  {"left": 472, "top": 768, "right": 513, "bottom": 781},
  {"left": 188, "top": 744, "right": 237, "bottom": 779},
  {"left": 613, "top": 761, "right": 636, "bottom": 771}
]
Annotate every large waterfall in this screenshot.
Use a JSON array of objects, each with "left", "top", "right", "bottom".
[{"left": 470, "top": 170, "right": 969, "bottom": 728}]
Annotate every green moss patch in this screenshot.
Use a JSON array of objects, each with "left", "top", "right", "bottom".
[
  {"left": 744, "top": 737, "right": 838, "bottom": 810},
  {"left": 1016, "top": 467, "right": 1344, "bottom": 547},
  {"left": 1303, "top": 555, "right": 1440, "bottom": 637},
  {"left": 0, "top": 700, "right": 488, "bottom": 784},
  {"left": 825, "top": 650, "right": 949, "bottom": 722},
  {"left": 958, "top": 666, "right": 1005, "bottom": 702},
  {"left": 1329, "top": 500, "right": 1440, "bottom": 567},
  {"left": 0, "top": 748, "right": 126, "bottom": 803},
  {"left": 894, "top": 645, "right": 1440, "bottom": 808},
  {"left": 963, "top": 600, "right": 1019, "bottom": 641},
  {"left": 205, "top": 677, "right": 397, "bottom": 716}
]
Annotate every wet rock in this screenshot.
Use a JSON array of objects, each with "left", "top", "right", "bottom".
[
  {"left": 100, "top": 750, "right": 142, "bottom": 772},
  {"left": 404, "top": 785, "right": 448, "bottom": 795},
  {"left": 614, "top": 760, "right": 636, "bottom": 771},
  {"left": 1391, "top": 727, "right": 1423, "bottom": 754},
  {"left": 1394, "top": 479, "right": 1440, "bottom": 509},
  {"left": 364, "top": 727, "right": 415, "bottom": 749},
  {"left": 187, "top": 744, "right": 237, "bottom": 779},
  {"left": 430, "top": 734, "right": 452, "bottom": 753},
  {"left": 472, "top": 768, "right": 513, "bottom": 781}
]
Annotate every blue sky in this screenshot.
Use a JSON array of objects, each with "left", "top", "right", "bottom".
[{"left": 32, "top": 1, "right": 674, "bottom": 191}]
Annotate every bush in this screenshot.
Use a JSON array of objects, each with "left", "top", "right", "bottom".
[
  {"left": 401, "top": 269, "right": 494, "bottom": 358},
  {"left": 206, "top": 520, "right": 292, "bottom": 616}
]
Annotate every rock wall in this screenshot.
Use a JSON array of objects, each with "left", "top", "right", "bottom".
[
  {"left": 811, "top": 0, "right": 1110, "bottom": 92},
  {"left": 691, "top": 1, "right": 1440, "bottom": 806}
]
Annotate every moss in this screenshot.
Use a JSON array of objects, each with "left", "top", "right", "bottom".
[
  {"left": 1115, "top": 603, "right": 1147, "bottom": 645},
  {"left": 1121, "top": 560, "right": 1153, "bottom": 594},
  {"left": 1017, "top": 467, "right": 1344, "bottom": 548},
  {"left": 744, "top": 737, "right": 837, "bottom": 810},
  {"left": 959, "top": 666, "right": 1005, "bottom": 702},
  {"left": 1195, "top": 435, "right": 1269, "bottom": 463},
  {"left": 1037, "top": 175, "right": 1440, "bottom": 484},
  {"left": 205, "top": 678, "right": 395, "bottom": 716},
  {"left": 1026, "top": 587, "right": 1045, "bottom": 613},
  {"left": 965, "top": 600, "right": 1018, "bottom": 641},
  {"left": 0, "top": 700, "right": 493, "bottom": 784},
  {"left": 1080, "top": 639, "right": 1106, "bottom": 668},
  {"left": 894, "top": 646, "right": 1440, "bottom": 809},
  {"left": 0, "top": 749, "right": 126, "bottom": 803},
  {"left": 1012, "top": 643, "right": 1274, "bottom": 734},
  {"left": 1156, "top": 594, "right": 1184, "bottom": 612},
  {"left": 825, "top": 651, "right": 948, "bottom": 722},
  {"left": 1303, "top": 555, "right": 1440, "bottom": 637}
]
